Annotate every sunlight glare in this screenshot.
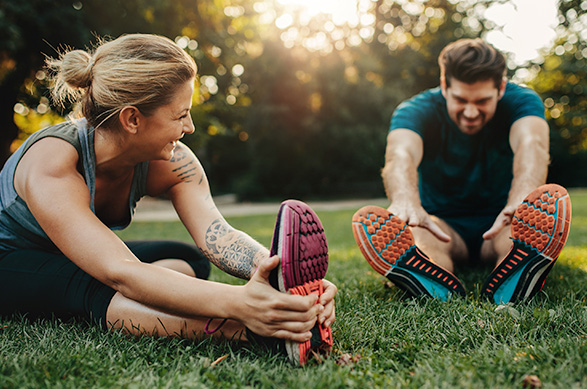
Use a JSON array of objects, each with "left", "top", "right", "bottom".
[
  {"left": 484, "top": 0, "right": 558, "bottom": 65},
  {"left": 276, "top": 0, "right": 361, "bottom": 26},
  {"left": 269, "top": 0, "right": 376, "bottom": 52},
  {"left": 264, "top": 0, "right": 561, "bottom": 61}
]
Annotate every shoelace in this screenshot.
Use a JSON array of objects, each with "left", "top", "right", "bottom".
[{"left": 204, "top": 318, "right": 228, "bottom": 334}]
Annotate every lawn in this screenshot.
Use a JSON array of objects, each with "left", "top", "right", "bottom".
[{"left": 1, "top": 189, "right": 587, "bottom": 388}]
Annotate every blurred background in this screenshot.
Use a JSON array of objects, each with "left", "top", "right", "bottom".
[{"left": 1, "top": 0, "right": 585, "bottom": 201}]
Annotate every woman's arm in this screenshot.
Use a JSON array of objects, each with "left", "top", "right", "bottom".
[
  {"left": 148, "top": 143, "right": 336, "bottom": 326},
  {"left": 146, "top": 143, "right": 268, "bottom": 279},
  {"left": 14, "top": 139, "right": 321, "bottom": 339}
]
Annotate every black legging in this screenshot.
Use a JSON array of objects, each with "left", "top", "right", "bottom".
[{"left": 0, "top": 240, "right": 210, "bottom": 329}]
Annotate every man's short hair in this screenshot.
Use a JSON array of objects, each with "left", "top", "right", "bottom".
[{"left": 438, "top": 38, "right": 506, "bottom": 89}]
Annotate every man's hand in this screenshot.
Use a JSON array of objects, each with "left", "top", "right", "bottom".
[
  {"left": 483, "top": 204, "right": 517, "bottom": 240},
  {"left": 388, "top": 202, "right": 451, "bottom": 243}
]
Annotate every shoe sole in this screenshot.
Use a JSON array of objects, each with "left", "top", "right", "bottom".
[
  {"left": 352, "top": 206, "right": 466, "bottom": 300},
  {"left": 270, "top": 200, "right": 332, "bottom": 365},
  {"left": 482, "top": 184, "right": 572, "bottom": 304}
]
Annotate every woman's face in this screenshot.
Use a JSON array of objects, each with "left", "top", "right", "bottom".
[{"left": 140, "top": 79, "right": 195, "bottom": 160}]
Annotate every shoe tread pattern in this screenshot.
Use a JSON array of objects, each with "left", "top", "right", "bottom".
[
  {"left": 271, "top": 200, "right": 331, "bottom": 365},
  {"left": 352, "top": 206, "right": 465, "bottom": 298},
  {"left": 284, "top": 200, "right": 329, "bottom": 290},
  {"left": 511, "top": 184, "right": 571, "bottom": 259},
  {"left": 351, "top": 206, "right": 412, "bottom": 275},
  {"left": 482, "top": 184, "right": 572, "bottom": 302}
]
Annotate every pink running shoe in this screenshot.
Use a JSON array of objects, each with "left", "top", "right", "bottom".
[
  {"left": 482, "top": 184, "right": 572, "bottom": 304},
  {"left": 269, "top": 200, "right": 332, "bottom": 365}
]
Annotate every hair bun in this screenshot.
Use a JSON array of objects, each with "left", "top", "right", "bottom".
[{"left": 59, "top": 50, "right": 94, "bottom": 89}]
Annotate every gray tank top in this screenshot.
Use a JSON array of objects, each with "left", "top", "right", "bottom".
[{"left": 0, "top": 119, "right": 149, "bottom": 252}]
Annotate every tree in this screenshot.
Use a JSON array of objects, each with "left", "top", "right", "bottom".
[
  {"left": 529, "top": 0, "right": 587, "bottom": 187},
  {"left": 0, "top": 0, "right": 91, "bottom": 166},
  {"left": 9, "top": 0, "right": 578, "bottom": 201},
  {"left": 0, "top": 0, "right": 240, "bottom": 167},
  {"left": 194, "top": 0, "right": 504, "bottom": 199}
]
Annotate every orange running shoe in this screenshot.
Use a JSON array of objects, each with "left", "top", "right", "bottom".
[
  {"left": 482, "top": 184, "right": 572, "bottom": 304},
  {"left": 352, "top": 206, "right": 465, "bottom": 300}
]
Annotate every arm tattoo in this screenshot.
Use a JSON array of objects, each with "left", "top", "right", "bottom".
[
  {"left": 201, "top": 219, "right": 263, "bottom": 279},
  {"left": 170, "top": 147, "right": 188, "bottom": 162},
  {"left": 170, "top": 147, "right": 198, "bottom": 183}
]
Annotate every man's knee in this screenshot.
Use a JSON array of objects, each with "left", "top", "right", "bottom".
[{"left": 480, "top": 227, "right": 512, "bottom": 266}]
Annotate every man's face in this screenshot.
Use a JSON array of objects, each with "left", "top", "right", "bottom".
[{"left": 441, "top": 78, "right": 506, "bottom": 135}]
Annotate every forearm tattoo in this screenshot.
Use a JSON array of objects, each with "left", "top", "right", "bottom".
[
  {"left": 170, "top": 147, "right": 202, "bottom": 184},
  {"left": 201, "top": 219, "right": 263, "bottom": 279}
]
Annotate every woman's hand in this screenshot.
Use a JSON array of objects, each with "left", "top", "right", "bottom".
[
  {"left": 318, "top": 279, "right": 336, "bottom": 328},
  {"left": 236, "top": 256, "right": 324, "bottom": 342}
]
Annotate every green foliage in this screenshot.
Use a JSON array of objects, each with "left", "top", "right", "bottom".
[
  {"left": 529, "top": 0, "right": 587, "bottom": 188},
  {"left": 0, "top": 0, "right": 91, "bottom": 162},
  {"left": 3, "top": 0, "right": 586, "bottom": 199},
  {"left": 187, "top": 0, "right": 495, "bottom": 200}
]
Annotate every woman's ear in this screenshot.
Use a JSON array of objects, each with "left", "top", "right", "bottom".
[{"left": 118, "top": 106, "right": 142, "bottom": 134}]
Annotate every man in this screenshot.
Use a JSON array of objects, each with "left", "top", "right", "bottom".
[{"left": 352, "top": 38, "right": 571, "bottom": 303}]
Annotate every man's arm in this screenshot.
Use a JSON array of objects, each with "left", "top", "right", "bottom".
[
  {"left": 483, "top": 116, "right": 550, "bottom": 239},
  {"left": 382, "top": 129, "right": 450, "bottom": 242}
]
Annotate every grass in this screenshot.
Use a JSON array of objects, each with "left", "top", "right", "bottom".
[{"left": 2, "top": 189, "right": 587, "bottom": 388}]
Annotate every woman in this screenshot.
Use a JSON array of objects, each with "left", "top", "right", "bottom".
[{"left": 0, "top": 34, "right": 336, "bottom": 365}]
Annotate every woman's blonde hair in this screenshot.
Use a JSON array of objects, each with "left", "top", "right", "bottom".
[{"left": 46, "top": 34, "right": 197, "bottom": 129}]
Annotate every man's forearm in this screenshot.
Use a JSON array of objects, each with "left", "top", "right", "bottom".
[
  {"left": 508, "top": 120, "right": 550, "bottom": 206},
  {"left": 382, "top": 149, "right": 421, "bottom": 206},
  {"left": 382, "top": 130, "right": 424, "bottom": 208},
  {"left": 509, "top": 146, "right": 549, "bottom": 205}
]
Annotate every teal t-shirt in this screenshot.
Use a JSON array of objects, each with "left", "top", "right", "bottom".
[{"left": 389, "top": 82, "right": 546, "bottom": 218}]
